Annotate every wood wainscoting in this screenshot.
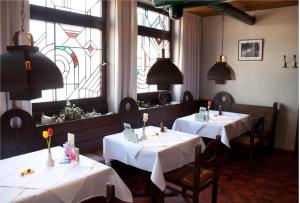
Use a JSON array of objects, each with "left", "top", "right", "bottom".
[
  {"left": 15, "top": 99, "right": 277, "bottom": 154},
  {"left": 35, "top": 102, "right": 198, "bottom": 153}
]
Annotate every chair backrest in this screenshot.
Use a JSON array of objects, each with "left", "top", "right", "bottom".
[
  {"left": 1, "top": 109, "right": 37, "bottom": 159},
  {"left": 194, "top": 135, "right": 221, "bottom": 185},
  {"left": 269, "top": 102, "right": 278, "bottom": 147},
  {"left": 80, "top": 184, "right": 118, "bottom": 203},
  {"left": 181, "top": 91, "right": 196, "bottom": 115},
  {"left": 119, "top": 97, "right": 142, "bottom": 129},
  {"left": 253, "top": 116, "right": 265, "bottom": 138},
  {"left": 212, "top": 92, "right": 234, "bottom": 111}
]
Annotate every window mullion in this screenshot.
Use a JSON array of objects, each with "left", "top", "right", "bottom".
[
  {"left": 30, "top": 5, "right": 104, "bottom": 29},
  {"left": 138, "top": 26, "right": 171, "bottom": 41}
]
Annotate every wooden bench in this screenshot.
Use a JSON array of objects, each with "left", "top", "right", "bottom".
[{"left": 231, "top": 102, "right": 278, "bottom": 149}]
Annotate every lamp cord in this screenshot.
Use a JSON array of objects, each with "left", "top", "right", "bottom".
[
  {"left": 21, "top": 0, "right": 25, "bottom": 31},
  {"left": 161, "top": 6, "right": 167, "bottom": 58},
  {"left": 221, "top": 14, "right": 224, "bottom": 56}
]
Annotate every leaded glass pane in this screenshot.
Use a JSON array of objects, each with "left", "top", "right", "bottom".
[
  {"left": 137, "top": 35, "right": 170, "bottom": 93},
  {"left": 30, "top": 0, "right": 102, "bottom": 17},
  {"left": 138, "top": 7, "right": 170, "bottom": 31},
  {"left": 30, "top": 19, "right": 103, "bottom": 103}
]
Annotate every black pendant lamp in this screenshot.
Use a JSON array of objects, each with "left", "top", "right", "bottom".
[
  {"left": 0, "top": 1, "right": 63, "bottom": 100},
  {"left": 146, "top": 8, "right": 183, "bottom": 90},
  {"left": 207, "top": 14, "right": 235, "bottom": 84}
]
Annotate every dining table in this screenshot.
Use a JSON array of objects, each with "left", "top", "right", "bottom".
[
  {"left": 0, "top": 147, "right": 132, "bottom": 203},
  {"left": 172, "top": 110, "right": 252, "bottom": 148},
  {"left": 103, "top": 126, "right": 206, "bottom": 192}
]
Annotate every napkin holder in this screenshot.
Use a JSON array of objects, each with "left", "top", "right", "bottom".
[
  {"left": 60, "top": 143, "right": 72, "bottom": 164},
  {"left": 195, "top": 107, "right": 208, "bottom": 122},
  {"left": 123, "top": 129, "right": 138, "bottom": 143}
]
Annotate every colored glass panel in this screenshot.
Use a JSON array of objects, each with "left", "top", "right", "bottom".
[
  {"left": 137, "top": 7, "right": 169, "bottom": 31},
  {"left": 30, "top": 19, "right": 103, "bottom": 103}
]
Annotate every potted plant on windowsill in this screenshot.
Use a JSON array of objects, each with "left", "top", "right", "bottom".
[{"left": 59, "top": 101, "right": 83, "bottom": 121}]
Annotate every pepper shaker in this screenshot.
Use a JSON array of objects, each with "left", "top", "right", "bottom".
[
  {"left": 160, "top": 122, "right": 164, "bottom": 132},
  {"left": 218, "top": 105, "right": 222, "bottom": 116}
]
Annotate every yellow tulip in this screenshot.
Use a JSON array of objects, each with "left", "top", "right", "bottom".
[{"left": 42, "top": 131, "right": 49, "bottom": 139}]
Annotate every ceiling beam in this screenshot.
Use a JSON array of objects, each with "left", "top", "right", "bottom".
[{"left": 208, "top": 3, "right": 256, "bottom": 25}]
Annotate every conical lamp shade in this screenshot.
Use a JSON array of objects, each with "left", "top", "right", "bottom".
[{"left": 207, "top": 55, "right": 236, "bottom": 84}]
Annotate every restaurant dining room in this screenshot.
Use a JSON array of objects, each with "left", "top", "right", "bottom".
[{"left": 0, "top": 0, "right": 299, "bottom": 202}]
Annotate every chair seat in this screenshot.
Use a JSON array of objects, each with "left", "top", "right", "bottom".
[
  {"left": 165, "top": 164, "right": 214, "bottom": 188},
  {"left": 231, "top": 134, "right": 261, "bottom": 146}
]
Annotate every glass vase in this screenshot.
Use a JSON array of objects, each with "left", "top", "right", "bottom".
[{"left": 142, "top": 126, "right": 146, "bottom": 140}]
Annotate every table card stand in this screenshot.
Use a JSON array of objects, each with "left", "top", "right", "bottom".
[{"left": 59, "top": 133, "right": 79, "bottom": 163}]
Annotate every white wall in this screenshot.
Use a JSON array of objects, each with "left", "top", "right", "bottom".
[{"left": 200, "top": 6, "right": 298, "bottom": 151}]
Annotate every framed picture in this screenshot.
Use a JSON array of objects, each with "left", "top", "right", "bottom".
[{"left": 238, "top": 39, "right": 264, "bottom": 61}]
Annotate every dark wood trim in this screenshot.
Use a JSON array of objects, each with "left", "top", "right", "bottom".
[
  {"left": 32, "top": 97, "right": 108, "bottom": 122},
  {"left": 169, "top": 19, "right": 173, "bottom": 60},
  {"left": 138, "top": 26, "right": 171, "bottom": 40},
  {"left": 102, "top": 0, "right": 107, "bottom": 100},
  {"left": 30, "top": 5, "right": 104, "bottom": 29}
]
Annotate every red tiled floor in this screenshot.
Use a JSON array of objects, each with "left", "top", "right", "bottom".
[{"left": 115, "top": 149, "right": 298, "bottom": 203}]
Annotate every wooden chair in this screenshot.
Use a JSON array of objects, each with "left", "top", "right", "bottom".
[
  {"left": 230, "top": 116, "right": 265, "bottom": 170},
  {"left": 265, "top": 102, "right": 278, "bottom": 149},
  {"left": 80, "top": 184, "right": 124, "bottom": 203},
  {"left": 212, "top": 92, "right": 234, "bottom": 111},
  {"left": 181, "top": 91, "right": 196, "bottom": 115},
  {"left": 164, "top": 135, "right": 221, "bottom": 203},
  {"left": 1, "top": 109, "right": 38, "bottom": 159},
  {"left": 119, "top": 97, "right": 142, "bottom": 129}
]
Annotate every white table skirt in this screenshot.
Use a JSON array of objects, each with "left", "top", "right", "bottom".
[
  {"left": 0, "top": 147, "right": 132, "bottom": 203},
  {"left": 103, "top": 126, "right": 205, "bottom": 191},
  {"left": 172, "top": 110, "right": 251, "bottom": 147}
]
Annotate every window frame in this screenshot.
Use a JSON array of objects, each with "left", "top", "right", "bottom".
[{"left": 29, "top": 2, "right": 107, "bottom": 119}]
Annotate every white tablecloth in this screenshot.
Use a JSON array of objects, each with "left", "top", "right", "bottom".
[
  {"left": 172, "top": 110, "right": 251, "bottom": 148},
  {"left": 103, "top": 126, "right": 205, "bottom": 191},
  {"left": 0, "top": 147, "right": 132, "bottom": 203}
]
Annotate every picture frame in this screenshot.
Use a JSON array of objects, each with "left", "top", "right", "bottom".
[{"left": 238, "top": 39, "right": 264, "bottom": 61}]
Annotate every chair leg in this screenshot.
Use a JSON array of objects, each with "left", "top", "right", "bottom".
[
  {"left": 248, "top": 148, "right": 254, "bottom": 173},
  {"left": 181, "top": 187, "right": 187, "bottom": 197},
  {"left": 212, "top": 179, "right": 219, "bottom": 203},
  {"left": 192, "top": 190, "right": 199, "bottom": 203}
]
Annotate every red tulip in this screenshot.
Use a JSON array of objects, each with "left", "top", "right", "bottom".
[{"left": 48, "top": 128, "right": 53, "bottom": 137}]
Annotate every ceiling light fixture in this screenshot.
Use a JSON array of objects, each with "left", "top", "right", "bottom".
[
  {"left": 0, "top": 1, "right": 63, "bottom": 100},
  {"left": 146, "top": 6, "right": 183, "bottom": 90},
  {"left": 207, "top": 14, "right": 235, "bottom": 84}
]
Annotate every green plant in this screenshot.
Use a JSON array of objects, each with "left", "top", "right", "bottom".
[{"left": 59, "top": 101, "right": 83, "bottom": 121}]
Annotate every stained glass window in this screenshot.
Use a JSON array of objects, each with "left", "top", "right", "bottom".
[
  {"left": 29, "top": 0, "right": 104, "bottom": 103},
  {"left": 30, "top": 20, "right": 103, "bottom": 103},
  {"left": 137, "top": 6, "right": 171, "bottom": 93},
  {"left": 30, "top": 0, "right": 102, "bottom": 17}
]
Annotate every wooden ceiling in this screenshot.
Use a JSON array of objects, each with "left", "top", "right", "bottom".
[{"left": 185, "top": 0, "right": 299, "bottom": 16}]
